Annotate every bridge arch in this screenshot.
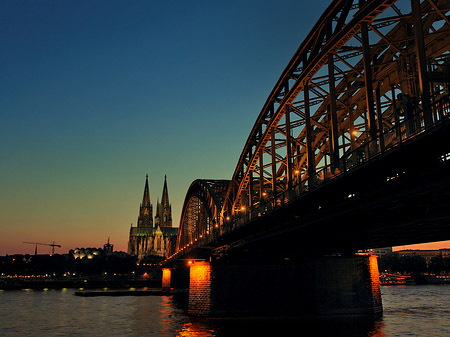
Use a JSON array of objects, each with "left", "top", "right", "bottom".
[
  {"left": 176, "top": 179, "right": 230, "bottom": 251},
  {"left": 220, "top": 0, "right": 450, "bottom": 226}
]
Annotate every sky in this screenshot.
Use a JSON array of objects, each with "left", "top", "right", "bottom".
[{"left": 1, "top": 0, "right": 449, "bottom": 255}]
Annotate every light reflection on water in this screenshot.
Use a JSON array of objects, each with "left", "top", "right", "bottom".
[{"left": 0, "top": 285, "right": 449, "bottom": 336}]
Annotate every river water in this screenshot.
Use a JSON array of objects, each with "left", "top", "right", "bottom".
[{"left": 1, "top": 285, "right": 450, "bottom": 336}]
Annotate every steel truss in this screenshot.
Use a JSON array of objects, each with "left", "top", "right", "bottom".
[
  {"left": 173, "top": 0, "right": 450, "bottom": 258},
  {"left": 176, "top": 180, "right": 229, "bottom": 252},
  {"left": 221, "top": 0, "right": 450, "bottom": 224}
]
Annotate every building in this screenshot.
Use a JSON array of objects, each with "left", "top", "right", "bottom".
[
  {"left": 127, "top": 175, "right": 178, "bottom": 261},
  {"left": 396, "top": 249, "right": 450, "bottom": 264},
  {"left": 103, "top": 237, "right": 114, "bottom": 255}
]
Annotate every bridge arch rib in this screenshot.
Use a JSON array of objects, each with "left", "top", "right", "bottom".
[
  {"left": 220, "top": 0, "right": 450, "bottom": 228},
  {"left": 176, "top": 179, "right": 230, "bottom": 252}
]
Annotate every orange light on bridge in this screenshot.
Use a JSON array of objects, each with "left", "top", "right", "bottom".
[
  {"left": 262, "top": 192, "right": 267, "bottom": 197},
  {"left": 241, "top": 206, "right": 246, "bottom": 211},
  {"left": 294, "top": 170, "right": 300, "bottom": 175},
  {"left": 226, "top": 216, "right": 230, "bottom": 221}
]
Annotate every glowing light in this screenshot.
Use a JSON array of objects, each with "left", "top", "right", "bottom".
[
  {"left": 294, "top": 170, "right": 300, "bottom": 175},
  {"left": 162, "top": 269, "right": 171, "bottom": 289},
  {"left": 188, "top": 260, "right": 193, "bottom": 265},
  {"left": 262, "top": 192, "right": 267, "bottom": 197},
  {"left": 189, "top": 261, "right": 211, "bottom": 315},
  {"left": 241, "top": 206, "right": 246, "bottom": 211},
  {"left": 226, "top": 216, "right": 230, "bottom": 221}
]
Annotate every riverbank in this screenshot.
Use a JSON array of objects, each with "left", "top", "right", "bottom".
[
  {"left": 380, "top": 273, "right": 450, "bottom": 285},
  {"left": 0, "top": 276, "right": 161, "bottom": 290}
]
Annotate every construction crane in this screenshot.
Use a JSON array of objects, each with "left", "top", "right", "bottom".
[{"left": 23, "top": 241, "right": 61, "bottom": 255}]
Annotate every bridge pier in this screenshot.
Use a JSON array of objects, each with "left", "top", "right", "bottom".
[
  {"left": 161, "top": 265, "right": 190, "bottom": 291},
  {"left": 184, "top": 255, "right": 382, "bottom": 317}
]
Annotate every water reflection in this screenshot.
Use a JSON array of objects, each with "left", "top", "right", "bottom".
[
  {"left": 1, "top": 286, "right": 449, "bottom": 336},
  {"left": 174, "top": 315, "right": 386, "bottom": 337},
  {"left": 177, "top": 322, "right": 216, "bottom": 337}
]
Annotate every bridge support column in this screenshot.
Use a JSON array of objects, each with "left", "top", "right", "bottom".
[
  {"left": 161, "top": 265, "right": 190, "bottom": 291},
  {"left": 187, "top": 255, "right": 382, "bottom": 317}
]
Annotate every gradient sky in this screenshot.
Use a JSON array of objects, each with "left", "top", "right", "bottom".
[{"left": 1, "top": 0, "right": 448, "bottom": 255}]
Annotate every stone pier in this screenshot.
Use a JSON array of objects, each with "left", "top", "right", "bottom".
[{"left": 176, "top": 255, "right": 382, "bottom": 317}]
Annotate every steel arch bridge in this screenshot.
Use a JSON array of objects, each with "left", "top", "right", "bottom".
[
  {"left": 176, "top": 180, "right": 230, "bottom": 251},
  {"left": 173, "top": 0, "right": 450, "bottom": 259}
]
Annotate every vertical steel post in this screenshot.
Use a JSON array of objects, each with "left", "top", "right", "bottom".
[
  {"left": 271, "top": 127, "right": 277, "bottom": 202},
  {"left": 259, "top": 148, "right": 264, "bottom": 204},
  {"left": 361, "top": 22, "right": 378, "bottom": 141},
  {"left": 375, "top": 86, "right": 385, "bottom": 151},
  {"left": 248, "top": 170, "right": 253, "bottom": 218},
  {"left": 391, "top": 85, "right": 401, "bottom": 139},
  {"left": 285, "top": 105, "right": 293, "bottom": 194},
  {"left": 328, "top": 53, "right": 340, "bottom": 170},
  {"left": 304, "top": 84, "right": 315, "bottom": 188},
  {"left": 411, "top": 0, "right": 432, "bottom": 127}
]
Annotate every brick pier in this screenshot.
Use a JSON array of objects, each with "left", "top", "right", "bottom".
[{"left": 164, "top": 255, "right": 382, "bottom": 317}]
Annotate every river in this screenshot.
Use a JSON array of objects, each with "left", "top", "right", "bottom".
[{"left": 1, "top": 285, "right": 450, "bottom": 336}]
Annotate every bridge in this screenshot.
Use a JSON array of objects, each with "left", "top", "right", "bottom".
[{"left": 162, "top": 0, "right": 450, "bottom": 317}]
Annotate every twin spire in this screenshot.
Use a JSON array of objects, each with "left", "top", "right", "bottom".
[
  {"left": 137, "top": 174, "right": 172, "bottom": 228},
  {"left": 142, "top": 174, "right": 151, "bottom": 208}
]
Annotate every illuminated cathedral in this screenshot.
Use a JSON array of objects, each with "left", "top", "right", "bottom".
[{"left": 127, "top": 175, "right": 178, "bottom": 261}]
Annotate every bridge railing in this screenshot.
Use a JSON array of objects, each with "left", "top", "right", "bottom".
[{"left": 222, "top": 95, "right": 450, "bottom": 233}]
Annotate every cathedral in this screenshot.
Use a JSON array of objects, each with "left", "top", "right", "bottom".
[{"left": 127, "top": 175, "right": 178, "bottom": 261}]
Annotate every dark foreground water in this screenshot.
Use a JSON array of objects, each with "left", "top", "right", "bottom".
[{"left": 1, "top": 285, "right": 450, "bottom": 336}]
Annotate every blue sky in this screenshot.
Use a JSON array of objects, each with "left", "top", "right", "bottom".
[{"left": 1, "top": 0, "right": 447, "bottom": 254}]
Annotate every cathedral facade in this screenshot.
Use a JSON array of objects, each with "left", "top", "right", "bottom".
[{"left": 127, "top": 175, "right": 178, "bottom": 261}]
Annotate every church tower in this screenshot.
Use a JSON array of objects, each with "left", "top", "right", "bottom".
[
  {"left": 155, "top": 175, "right": 172, "bottom": 227},
  {"left": 137, "top": 174, "right": 153, "bottom": 227},
  {"left": 128, "top": 174, "right": 177, "bottom": 261}
]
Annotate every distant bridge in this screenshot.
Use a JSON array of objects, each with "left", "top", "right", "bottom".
[{"left": 163, "top": 0, "right": 450, "bottom": 317}]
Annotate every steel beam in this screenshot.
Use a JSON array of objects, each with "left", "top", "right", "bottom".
[
  {"left": 271, "top": 128, "right": 277, "bottom": 199},
  {"left": 285, "top": 106, "right": 293, "bottom": 191},
  {"left": 361, "top": 22, "right": 378, "bottom": 140},
  {"left": 328, "top": 53, "right": 341, "bottom": 169},
  {"left": 304, "top": 84, "right": 316, "bottom": 187},
  {"left": 411, "top": 0, "right": 433, "bottom": 127}
]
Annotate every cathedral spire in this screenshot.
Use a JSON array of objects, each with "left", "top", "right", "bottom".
[
  {"left": 142, "top": 174, "right": 151, "bottom": 207},
  {"left": 161, "top": 175, "right": 170, "bottom": 207},
  {"left": 156, "top": 175, "right": 172, "bottom": 227},
  {"left": 138, "top": 174, "right": 153, "bottom": 228}
]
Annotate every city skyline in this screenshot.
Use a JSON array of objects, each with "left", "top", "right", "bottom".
[{"left": 2, "top": 0, "right": 449, "bottom": 255}]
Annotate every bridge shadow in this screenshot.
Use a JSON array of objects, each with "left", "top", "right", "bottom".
[{"left": 176, "top": 315, "right": 386, "bottom": 337}]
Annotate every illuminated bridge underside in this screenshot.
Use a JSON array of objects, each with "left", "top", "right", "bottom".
[{"left": 170, "top": 0, "right": 450, "bottom": 262}]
